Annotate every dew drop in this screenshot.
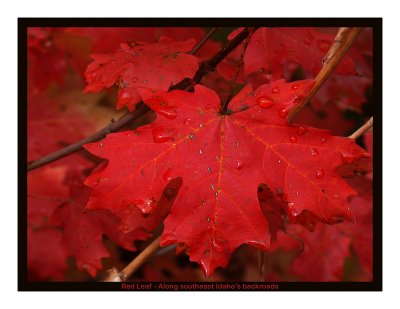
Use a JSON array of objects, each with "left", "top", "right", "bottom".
[
  {"left": 292, "top": 95, "right": 304, "bottom": 104},
  {"left": 257, "top": 95, "right": 275, "bottom": 108},
  {"left": 297, "top": 126, "right": 307, "bottom": 136},
  {"left": 290, "top": 135, "right": 297, "bottom": 143},
  {"left": 199, "top": 123, "right": 204, "bottom": 128},
  {"left": 135, "top": 198, "right": 156, "bottom": 216},
  {"left": 189, "top": 132, "right": 195, "bottom": 140},
  {"left": 287, "top": 201, "right": 299, "bottom": 216},
  {"left": 201, "top": 200, "right": 205, "bottom": 205},
  {"left": 207, "top": 167, "right": 211, "bottom": 173},
  {"left": 215, "top": 191, "right": 219, "bottom": 197},
  {"left": 205, "top": 104, "right": 211, "bottom": 109},
  {"left": 99, "top": 141, "right": 103, "bottom": 147},
  {"left": 235, "top": 141, "right": 239, "bottom": 147},
  {"left": 278, "top": 107, "right": 289, "bottom": 118},
  {"left": 199, "top": 149, "right": 203, "bottom": 155},
  {"left": 212, "top": 238, "right": 224, "bottom": 253},
  {"left": 163, "top": 168, "right": 173, "bottom": 182},
  {"left": 182, "top": 118, "right": 191, "bottom": 126},
  {"left": 272, "top": 87, "right": 280, "bottom": 94},
  {"left": 236, "top": 161, "right": 244, "bottom": 170},
  {"left": 291, "top": 84, "right": 299, "bottom": 91},
  {"left": 151, "top": 127, "right": 174, "bottom": 143},
  {"left": 216, "top": 155, "right": 220, "bottom": 161},
  {"left": 211, "top": 184, "right": 215, "bottom": 190},
  {"left": 310, "top": 147, "right": 319, "bottom": 157},
  {"left": 317, "top": 39, "right": 330, "bottom": 52},
  {"left": 321, "top": 137, "right": 327, "bottom": 143},
  {"left": 157, "top": 106, "right": 178, "bottom": 119},
  {"left": 316, "top": 168, "right": 325, "bottom": 179}
]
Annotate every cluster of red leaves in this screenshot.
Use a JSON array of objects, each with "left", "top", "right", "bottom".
[{"left": 27, "top": 26, "right": 373, "bottom": 281}]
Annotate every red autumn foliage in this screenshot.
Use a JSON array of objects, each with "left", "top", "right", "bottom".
[{"left": 26, "top": 26, "right": 374, "bottom": 282}]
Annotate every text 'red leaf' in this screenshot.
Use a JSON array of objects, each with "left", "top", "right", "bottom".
[
  {"left": 83, "top": 80, "right": 369, "bottom": 276},
  {"left": 84, "top": 37, "right": 199, "bottom": 111}
]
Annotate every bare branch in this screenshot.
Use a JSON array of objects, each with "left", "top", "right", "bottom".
[{"left": 348, "top": 117, "right": 373, "bottom": 139}]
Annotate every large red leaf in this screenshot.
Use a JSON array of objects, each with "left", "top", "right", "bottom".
[
  {"left": 84, "top": 37, "right": 199, "bottom": 111},
  {"left": 83, "top": 80, "right": 369, "bottom": 276}
]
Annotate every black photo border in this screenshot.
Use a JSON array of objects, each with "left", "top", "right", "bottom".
[{"left": 18, "top": 17, "right": 382, "bottom": 292}]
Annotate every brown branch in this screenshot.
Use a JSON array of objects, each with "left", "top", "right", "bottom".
[
  {"left": 348, "top": 117, "right": 373, "bottom": 139},
  {"left": 27, "top": 104, "right": 150, "bottom": 171},
  {"left": 102, "top": 236, "right": 161, "bottom": 282},
  {"left": 28, "top": 27, "right": 253, "bottom": 172},
  {"left": 288, "top": 27, "right": 363, "bottom": 122}
]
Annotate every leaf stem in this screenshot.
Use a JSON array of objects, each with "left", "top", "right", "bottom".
[
  {"left": 348, "top": 117, "right": 373, "bottom": 139},
  {"left": 221, "top": 27, "right": 255, "bottom": 114},
  {"left": 288, "top": 27, "right": 363, "bottom": 122}
]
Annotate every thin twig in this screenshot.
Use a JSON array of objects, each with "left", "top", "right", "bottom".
[
  {"left": 27, "top": 104, "right": 149, "bottom": 171},
  {"left": 119, "top": 236, "right": 161, "bottom": 281},
  {"left": 348, "top": 117, "right": 373, "bottom": 139},
  {"left": 288, "top": 27, "right": 363, "bottom": 122},
  {"left": 221, "top": 27, "right": 255, "bottom": 114},
  {"left": 190, "top": 27, "right": 218, "bottom": 55},
  {"left": 27, "top": 27, "right": 253, "bottom": 172}
]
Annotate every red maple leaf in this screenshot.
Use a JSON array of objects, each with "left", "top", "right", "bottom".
[
  {"left": 83, "top": 79, "right": 369, "bottom": 276},
  {"left": 83, "top": 37, "right": 199, "bottom": 111},
  {"left": 50, "top": 170, "right": 151, "bottom": 277},
  {"left": 243, "top": 27, "right": 356, "bottom": 80}
]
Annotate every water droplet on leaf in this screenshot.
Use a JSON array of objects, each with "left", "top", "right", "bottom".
[
  {"left": 257, "top": 96, "right": 275, "bottom": 108},
  {"left": 316, "top": 168, "right": 325, "bottom": 179},
  {"left": 135, "top": 198, "right": 156, "bottom": 216},
  {"left": 163, "top": 168, "right": 173, "bottom": 182},
  {"left": 272, "top": 87, "right": 280, "bottom": 94},
  {"left": 278, "top": 107, "right": 289, "bottom": 118},
  {"left": 151, "top": 127, "right": 174, "bottom": 143},
  {"left": 157, "top": 106, "right": 178, "bottom": 119},
  {"left": 310, "top": 147, "right": 319, "bottom": 157},
  {"left": 297, "top": 126, "right": 307, "bottom": 136},
  {"left": 236, "top": 161, "right": 244, "bottom": 170}
]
